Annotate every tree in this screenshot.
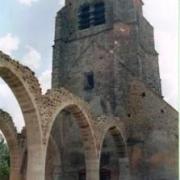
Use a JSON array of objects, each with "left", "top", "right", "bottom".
[{"left": 0, "top": 139, "right": 10, "bottom": 179}]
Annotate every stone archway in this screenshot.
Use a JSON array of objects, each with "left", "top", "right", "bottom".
[
  {"left": 97, "top": 117, "right": 130, "bottom": 180},
  {"left": 0, "top": 52, "right": 44, "bottom": 180},
  {"left": 41, "top": 88, "right": 99, "bottom": 180},
  {"left": 0, "top": 110, "right": 21, "bottom": 180}
]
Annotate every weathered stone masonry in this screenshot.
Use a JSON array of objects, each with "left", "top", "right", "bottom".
[
  {"left": 51, "top": 0, "right": 178, "bottom": 179},
  {"left": 0, "top": 45, "right": 178, "bottom": 180},
  {"left": 0, "top": 52, "right": 128, "bottom": 180},
  {"left": 0, "top": 0, "right": 178, "bottom": 179}
]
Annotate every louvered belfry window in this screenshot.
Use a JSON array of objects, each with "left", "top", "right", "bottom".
[
  {"left": 93, "top": 2, "right": 105, "bottom": 26},
  {"left": 78, "top": 4, "right": 90, "bottom": 30},
  {"left": 78, "top": 2, "right": 105, "bottom": 30}
]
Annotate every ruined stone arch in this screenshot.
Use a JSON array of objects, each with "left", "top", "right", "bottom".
[
  {"left": 41, "top": 88, "right": 99, "bottom": 180},
  {"left": 96, "top": 116, "right": 127, "bottom": 155},
  {"left": 96, "top": 116, "right": 130, "bottom": 179},
  {"left": 0, "top": 52, "right": 44, "bottom": 180},
  {"left": 0, "top": 109, "right": 21, "bottom": 180}
]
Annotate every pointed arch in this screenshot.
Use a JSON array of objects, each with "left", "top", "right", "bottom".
[
  {"left": 42, "top": 88, "right": 99, "bottom": 180},
  {"left": 0, "top": 52, "right": 44, "bottom": 180},
  {"left": 0, "top": 110, "right": 21, "bottom": 180},
  {"left": 97, "top": 116, "right": 130, "bottom": 180}
]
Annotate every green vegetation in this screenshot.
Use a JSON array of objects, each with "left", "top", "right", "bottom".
[{"left": 0, "top": 139, "right": 10, "bottom": 179}]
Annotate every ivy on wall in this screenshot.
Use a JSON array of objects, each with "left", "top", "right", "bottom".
[{"left": 0, "top": 139, "right": 10, "bottom": 180}]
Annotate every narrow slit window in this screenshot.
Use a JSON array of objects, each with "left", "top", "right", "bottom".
[
  {"left": 84, "top": 72, "right": 94, "bottom": 90},
  {"left": 78, "top": 4, "right": 90, "bottom": 30},
  {"left": 93, "top": 2, "right": 106, "bottom": 26}
]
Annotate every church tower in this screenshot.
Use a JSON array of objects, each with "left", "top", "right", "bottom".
[
  {"left": 52, "top": 0, "right": 162, "bottom": 117},
  {"left": 47, "top": 1, "right": 178, "bottom": 180}
]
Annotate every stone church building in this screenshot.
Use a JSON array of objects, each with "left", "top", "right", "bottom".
[{"left": 0, "top": 0, "right": 178, "bottom": 180}]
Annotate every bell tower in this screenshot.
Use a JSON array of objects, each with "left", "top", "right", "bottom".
[{"left": 52, "top": 0, "right": 162, "bottom": 116}]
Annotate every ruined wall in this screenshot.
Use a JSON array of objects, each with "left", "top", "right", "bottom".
[
  {"left": 0, "top": 0, "right": 177, "bottom": 178},
  {"left": 128, "top": 80, "right": 178, "bottom": 180},
  {"left": 0, "top": 46, "right": 178, "bottom": 180}
]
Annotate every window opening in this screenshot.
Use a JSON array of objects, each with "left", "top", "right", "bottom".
[
  {"left": 78, "top": 2, "right": 106, "bottom": 30},
  {"left": 78, "top": 4, "right": 90, "bottom": 30},
  {"left": 84, "top": 72, "right": 94, "bottom": 90},
  {"left": 93, "top": 2, "right": 106, "bottom": 26}
]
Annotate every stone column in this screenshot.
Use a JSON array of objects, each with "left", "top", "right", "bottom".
[
  {"left": 9, "top": 149, "right": 22, "bottom": 180},
  {"left": 86, "top": 159, "right": 99, "bottom": 180},
  {"left": 26, "top": 144, "right": 45, "bottom": 180},
  {"left": 10, "top": 168, "right": 21, "bottom": 180}
]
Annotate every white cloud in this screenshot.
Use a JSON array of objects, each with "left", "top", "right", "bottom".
[
  {"left": 0, "top": 34, "right": 20, "bottom": 55},
  {"left": 39, "top": 69, "right": 52, "bottom": 94},
  {"left": 21, "top": 46, "right": 41, "bottom": 71},
  {"left": 17, "top": 0, "right": 39, "bottom": 6}
]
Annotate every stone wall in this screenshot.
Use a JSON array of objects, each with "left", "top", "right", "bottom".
[
  {"left": 0, "top": 0, "right": 178, "bottom": 177},
  {"left": 128, "top": 80, "right": 178, "bottom": 180}
]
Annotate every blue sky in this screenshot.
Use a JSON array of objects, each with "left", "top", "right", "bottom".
[{"left": 0, "top": 0, "right": 178, "bottom": 131}]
